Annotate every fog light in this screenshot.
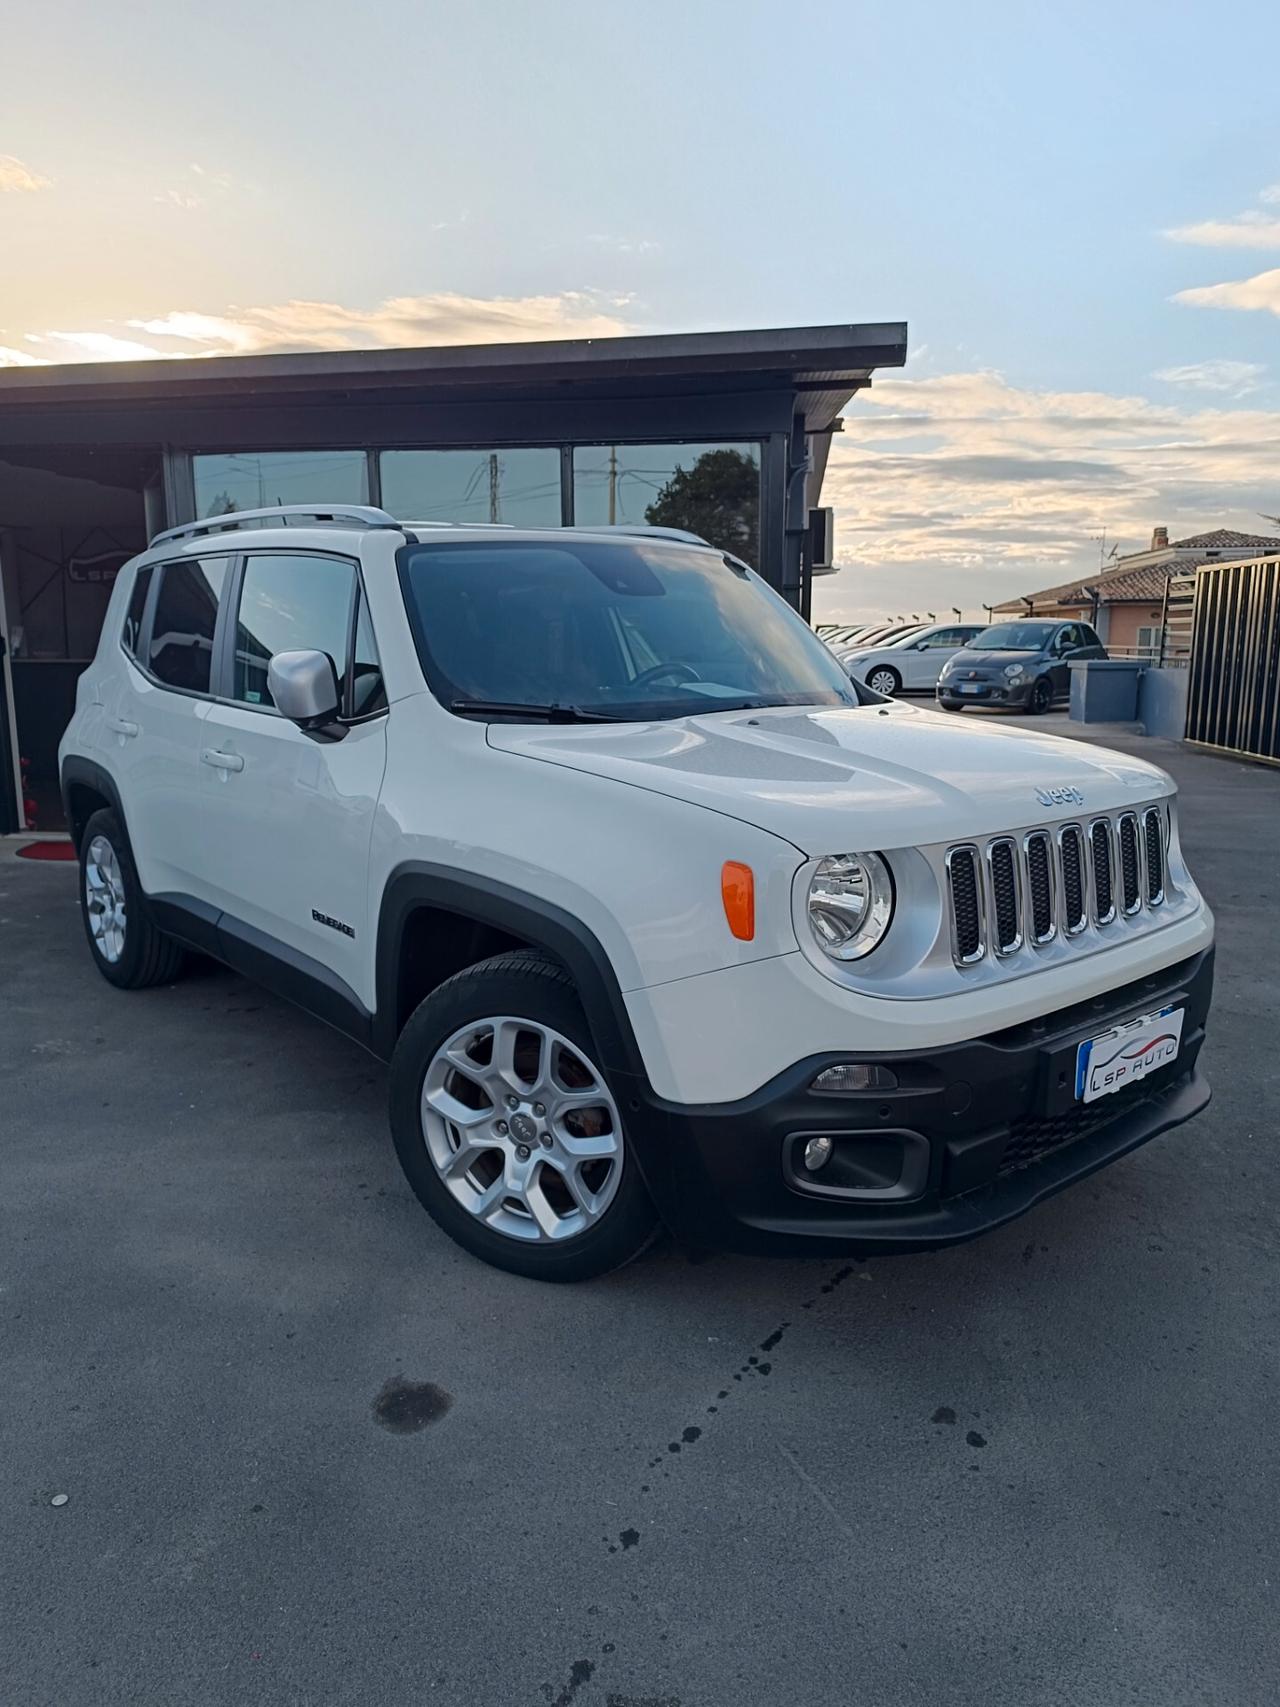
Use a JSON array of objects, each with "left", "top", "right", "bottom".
[
  {"left": 803, "top": 1135, "right": 835, "bottom": 1172},
  {"left": 810, "top": 1063, "right": 898, "bottom": 1093}
]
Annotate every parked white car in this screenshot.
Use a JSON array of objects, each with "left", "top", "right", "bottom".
[
  {"left": 844, "top": 622, "right": 989, "bottom": 696},
  {"left": 60, "top": 507, "right": 1214, "bottom": 1281}
]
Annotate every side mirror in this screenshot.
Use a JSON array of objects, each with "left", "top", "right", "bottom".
[{"left": 268, "top": 649, "right": 341, "bottom": 730}]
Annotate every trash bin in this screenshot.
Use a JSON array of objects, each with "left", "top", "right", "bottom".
[{"left": 1069, "top": 659, "right": 1142, "bottom": 722}]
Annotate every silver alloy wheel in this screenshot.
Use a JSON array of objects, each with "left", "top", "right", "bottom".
[
  {"left": 868, "top": 668, "right": 898, "bottom": 696},
  {"left": 420, "top": 1016, "right": 624, "bottom": 1243},
  {"left": 85, "top": 834, "right": 127, "bottom": 963}
]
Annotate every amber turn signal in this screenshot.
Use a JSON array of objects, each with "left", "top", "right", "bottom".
[{"left": 721, "top": 861, "right": 755, "bottom": 941}]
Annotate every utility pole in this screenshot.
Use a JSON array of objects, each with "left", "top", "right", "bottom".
[
  {"left": 488, "top": 454, "right": 500, "bottom": 524},
  {"left": 607, "top": 445, "right": 618, "bottom": 525},
  {"left": 952, "top": 606, "right": 962, "bottom": 621},
  {"left": 983, "top": 603, "right": 994, "bottom": 622}
]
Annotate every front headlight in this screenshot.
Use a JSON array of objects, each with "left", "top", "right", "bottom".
[
  {"left": 1004, "top": 663, "right": 1024, "bottom": 678},
  {"left": 807, "top": 853, "right": 895, "bottom": 961},
  {"left": 939, "top": 659, "right": 955, "bottom": 678}
]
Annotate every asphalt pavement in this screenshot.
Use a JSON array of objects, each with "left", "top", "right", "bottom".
[{"left": 2, "top": 724, "right": 1278, "bottom": 1706}]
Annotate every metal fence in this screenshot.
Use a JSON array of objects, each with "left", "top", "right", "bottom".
[{"left": 1184, "top": 556, "right": 1280, "bottom": 764}]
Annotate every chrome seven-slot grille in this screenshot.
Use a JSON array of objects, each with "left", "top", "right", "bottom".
[{"left": 945, "top": 806, "right": 1166, "bottom": 964}]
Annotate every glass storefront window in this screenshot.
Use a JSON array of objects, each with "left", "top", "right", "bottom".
[
  {"left": 193, "top": 451, "right": 369, "bottom": 518},
  {"left": 572, "top": 442, "right": 760, "bottom": 564},
  {"left": 380, "top": 448, "right": 561, "bottom": 527}
]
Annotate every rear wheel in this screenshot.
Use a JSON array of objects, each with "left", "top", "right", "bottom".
[
  {"left": 1028, "top": 677, "right": 1053, "bottom": 715},
  {"left": 867, "top": 666, "right": 901, "bottom": 697},
  {"left": 389, "top": 951, "right": 658, "bottom": 1281},
  {"left": 78, "top": 808, "right": 185, "bottom": 989}
]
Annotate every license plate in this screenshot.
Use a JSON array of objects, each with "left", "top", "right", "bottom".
[
  {"left": 958, "top": 682, "right": 983, "bottom": 695},
  {"left": 1075, "top": 1005, "right": 1185, "bottom": 1103}
]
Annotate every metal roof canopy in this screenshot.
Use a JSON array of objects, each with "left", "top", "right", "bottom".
[{"left": 0, "top": 322, "right": 907, "bottom": 437}]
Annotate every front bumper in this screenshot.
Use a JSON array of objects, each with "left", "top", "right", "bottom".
[
  {"left": 628, "top": 946, "right": 1214, "bottom": 1256},
  {"left": 937, "top": 674, "right": 1035, "bottom": 708}
]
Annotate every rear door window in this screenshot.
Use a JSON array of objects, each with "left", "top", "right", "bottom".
[{"left": 148, "top": 558, "right": 231, "bottom": 692}]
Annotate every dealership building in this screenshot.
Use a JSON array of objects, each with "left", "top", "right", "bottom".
[{"left": 0, "top": 320, "right": 907, "bottom": 833}]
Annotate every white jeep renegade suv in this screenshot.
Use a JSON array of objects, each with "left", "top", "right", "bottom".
[{"left": 60, "top": 506, "right": 1214, "bottom": 1280}]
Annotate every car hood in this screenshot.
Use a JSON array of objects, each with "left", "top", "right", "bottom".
[
  {"left": 487, "top": 702, "right": 1171, "bottom": 855},
  {"left": 945, "top": 649, "right": 1045, "bottom": 671}
]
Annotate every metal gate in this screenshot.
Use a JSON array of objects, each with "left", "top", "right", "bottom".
[{"left": 1185, "top": 556, "right": 1280, "bottom": 764}]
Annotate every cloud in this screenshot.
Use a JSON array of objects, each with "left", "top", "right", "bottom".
[
  {"left": 1165, "top": 212, "right": 1280, "bottom": 249},
  {"left": 153, "top": 189, "right": 202, "bottom": 210},
  {"left": 0, "top": 154, "right": 51, "bottom": 193},
  {"left": 1166, "top": 183, "right": 1280, "bottom": 249},
  {"left": 30, "top": 330, "right": 184, "bottom": 362},
  {"left": 0, "top": 344, "right": 49, "bottom": 368},
  {"left": 812, "top": 368, "right": 1280, "bottom": 619},
  {"left": 586, "top": 234, "right": 662, "bottom": 255},
  {"left": 124, "top": 289, "right": 634, "bottom": 355},
  {"left": 10, "top": 289, "right": 635, "bottom": 368},
  {"left": 1154, "top": 359, "right": 1266, "bottom": 394},
  {"left": 1173, "top": 268, "right": 1280, "bottom": 317}
]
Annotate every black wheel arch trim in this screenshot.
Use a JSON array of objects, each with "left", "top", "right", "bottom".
[
  {"left": 373, "top": 861, "right": 647, "bottom": 1077},
  {"left": 60, "top": 755, "right": 127, "bottom": 852}
]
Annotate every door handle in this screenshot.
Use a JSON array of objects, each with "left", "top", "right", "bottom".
[
  {"left": 201, "top": 748, "right": 245, "bottom": 773},
  {"left": 107, "top": 717, "right": 139, "bottom": 738}
]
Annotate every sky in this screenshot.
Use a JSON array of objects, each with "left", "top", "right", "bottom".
[{"left": 2, "top": 0, "right": 1279, "bottom": 619}]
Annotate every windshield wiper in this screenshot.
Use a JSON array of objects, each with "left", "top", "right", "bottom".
[{"left": 450, "top": 699, "right": 626, "bottom": 723}]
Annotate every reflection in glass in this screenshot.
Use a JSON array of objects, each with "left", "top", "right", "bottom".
[
  {"left": 233, "top": 553, "right": 355, "bottom": 708},
  {"left": 380, "top": 448, "right": 562, "bottom": 527},
  {"left": 399, "top": 537, "right": 855, "bottom": 720},
  {"left": 193, "top": 452, "right": 368, "bottom": 518},
  {"left": 148, "top": 558, "right": 230, "bottom": 692},
  {"left": 573, "top": 443, "right": 760, "bottom": 564}
]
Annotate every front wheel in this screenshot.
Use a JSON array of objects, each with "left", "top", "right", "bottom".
[
  {"left": 867, "top": 666, "right": 901, "bottom": 697},
  {"left": 1028, "top": 677, "right": 1053, "bottom": 715},
  {"left": 389, "top": 951, "right": 658, "bottom": 1281}
]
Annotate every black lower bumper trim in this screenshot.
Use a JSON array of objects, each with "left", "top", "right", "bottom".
[{"left": 626, "top": 947, "right": 1214, "bottom": 1257}]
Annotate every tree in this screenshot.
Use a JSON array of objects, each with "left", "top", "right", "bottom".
[{"left": 645, "top": 449, "right": 758, "bottom": 562}]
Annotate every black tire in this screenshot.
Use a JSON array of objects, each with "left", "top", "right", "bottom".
[
  {"left": 1028, "top": 677, "right": 1053, "bottom": 715},
  {"left": 78, "top": 808, "right": 185, "bottom": 990},
  {"left": 866, "top": 666, "right": 901, "bottom": 697},
  {"left": 389, "top": 951, "right": 659, "bottom": 1281}
]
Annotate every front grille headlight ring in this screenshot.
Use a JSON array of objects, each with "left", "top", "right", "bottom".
[{"left": 807, "top": 852, "right": 895, "bottom": 962}]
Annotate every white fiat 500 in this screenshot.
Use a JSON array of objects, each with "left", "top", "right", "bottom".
[
  {"left": 60, "top": 508, "right": 1214, "bottom": 1280},
  {"left": 843, "top": 621, "right": 989, "bottom": 697}
]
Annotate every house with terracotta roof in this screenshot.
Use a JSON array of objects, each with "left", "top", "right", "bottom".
[{"left": 994, "top": 526, "right": 1280, "bottom": 654}]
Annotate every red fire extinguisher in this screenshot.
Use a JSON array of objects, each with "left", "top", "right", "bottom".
[{"left": 20, "top": 755, "right": 37, "bottom": 831}]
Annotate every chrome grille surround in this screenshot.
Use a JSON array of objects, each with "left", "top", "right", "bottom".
[
  {"left": 986, "top": 837, "right": 1023, "bottom": 956},
  {"left": 1023, "top": 829, "right": 1056, "bottom": 945},
  {"left": 1058, "top": 823, "right": 1088, "bottom": 935},
  {"left": 1089, "top": 817, "right": 1117, "bottom": 926},
  {"left": 1143, "top": 806, "right": 1166, "bottom": 906},
  {"left": 944, "top": 845, "right": 985, "bottom": 965},
  {"left": 945, "top": 803, "right": 1171, "bottom": 968},
  {"left": 1117, "top": 812, "right": 1142, "bottom": 916}
]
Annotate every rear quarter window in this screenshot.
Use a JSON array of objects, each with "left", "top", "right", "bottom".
[{"left": 121, "top": 566, "right": 153, "bottom": 659}]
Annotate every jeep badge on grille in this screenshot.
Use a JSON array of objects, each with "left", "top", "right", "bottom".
[{"left": 1035, "top": 785, "right": 1085, "bottom": 807}]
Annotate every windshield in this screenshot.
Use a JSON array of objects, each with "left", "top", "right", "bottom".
[
  {"left": 398, "top": 538, "right": 861, "bottom": 720},
  {"left": 969, "top": 621, "right": 1056, "bottom": 652},
  {"left": 853, "top": 624, "right": 925, "bottom": 648}
]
